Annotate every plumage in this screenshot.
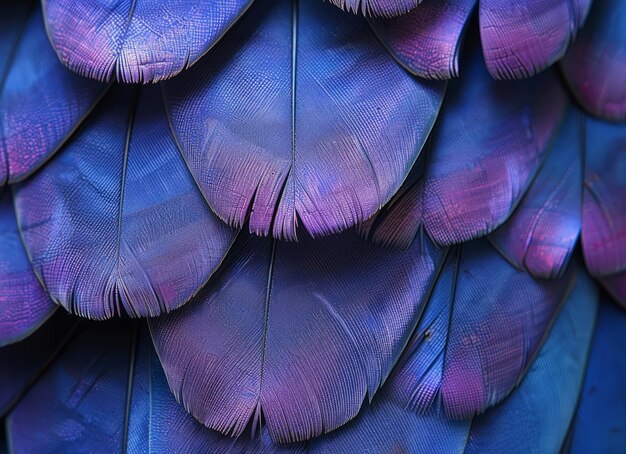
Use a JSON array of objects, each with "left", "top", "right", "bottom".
[
  {"left": 368, "top": 0, "right": 476, "bottom": 79},
  {"left": 0, "top": 192, "right": 55, "bottom": 346},
  {"left": 0, "top": 311, "right": 78, "bottom": 416},
  {"left": 163, "top": 0, "right": 445, "bottom": 240},
  {"left": 13, "top": 85, "right": 235, "bottom": 320},
  {"left": 567, "top": 301, "right": 626, "bottom": 453},
  {"left": 385, "top": 239, "right": 574, "bottom": 419},
  {"left": 479, "top": 0, "right": 587, "bottom": 80},
  {"left": 150, "top": 229, "right": 444, "bottom": 442},
  {"left": 327, "top": 0, "right": 421, "bottom": 17},
  {"left": 43, "top": 0, "right": 253, "bottom": 83},
  {"left": 489, "top": 107, "right": 584, "bottom": 279},
  {"left": 582, "top": 116, "right": 626, "bottom": 307},
  {"left": 0, "top": 1, "right": 106, "bottom": 186},
  {"left": 562, "top": 0, "right": 626, "bottom": 121},
  {"left": 311, "top": 268, "right": 597, "bottom": 453},
  {"left": 360, "top": 38, "right": 567, "bottom": 247}
]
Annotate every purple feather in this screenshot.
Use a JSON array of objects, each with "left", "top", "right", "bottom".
[
  {"left": 43, "top": 0, "right": 253, "bottom": 83},
  {"left": 359, "top": 38, "right": 567, "bottom": 247},
  {"left": 368, "top": 0, "right": 477, "bottom": 79},
  {"left": 562, "top": 0, "right": 626, "bottom": 121},
  {"left": 327, "top": 0, "right": 421, "bottom": 17},
  {"left": 386, "top": 239, "right": 574, "bottom": 419},
  {"left": 13, "top": 85, "right": 236, "bottom": 319},
  {"left": 489, "top": 107, "right": 583, "bottom": 279},
  {"left": 163, "top": 0, "right": 445, "bottom": 240},
  {"left": 582, "top": 116, "right": 626, "bottom": 306},
  {"left": 480, "top": 0, "right": 583, "bottom": 79},
  {"left": 150, "top": 229, "right": 445, "bottom": 442},
  {"left": 0, "top": 1, "right": 106, "bottom": 186},
  {"left": 0, "top": 192, "right": 55, "bottom": 346}
]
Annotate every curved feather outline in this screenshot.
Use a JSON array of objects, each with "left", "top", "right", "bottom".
[
  {"left": 581, "top": 116, "right": 626, "bottom": 307},
  {"left": 150, "top": 228, "right": 446, "bottom": 443},
  {"left": 368, "top": 0, "right": 477, "bottom": 79},
  {"left": 561, "top": 0, "right": 626, "bottom": 122},
  {"left": 163, "top": 0, "right": 446, "bottom": 240},
  {"left": 359, "top": 38, "right": 568, "bottom": 248},
  {"left": 479, "top": 0, "right": 587, "bottom": 80},
  {"left": 0, "top": 0, "right": 108, "bottom": 187},
  {"left": 489, "top": 107, "right": 584, "bottom": 279},
  {"left": 0, "top": 192, "right": 55, "bottom": 347},
  {"left": 13, "top": 85, "right": 237, "bottom": 320},
  {"left": 384, "top": 239, "right": 575, "bottom": 420},
  {"left": 327, "top": 0, "right": 421, "bottom": 17},
  {"left": 42, "top": 0, "right": 254, "bottom": 83}
]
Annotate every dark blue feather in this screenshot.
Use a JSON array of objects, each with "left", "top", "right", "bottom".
[
  {"left": 567, "top": 301, "right": 626, "bottom": 453},
  {"left": 13, "top": 85, "right": 236, "bottom": 319}
]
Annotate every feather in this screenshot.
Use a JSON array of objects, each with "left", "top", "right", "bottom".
[
  {"left": 149, "top": 229, "right": 445, "bottom": 443},
  {"left": 6, "top": 320, "right": 136, "bottom": 452},
  {"left": 163, "top": 0, "right": 445, "bottom": 240},
  {"left": 465, "top": 270, "right": 598, "bottom": 453},
  {"left": 368, "top": 0, "right": 476, "bottom": 79},
  {"left": 0, "top": 311, "right": 78, "bottom": 416},
  {"left": 385, "top": 239, "right": 574, "bottom": 419},
  {"left": 327, "top": 0, "right": 422, "bottom": 17},
  {"left": 567, "top": 301, "right": 626, "bottom": 453},
  {"left": 489, "top": 107, "right": 584, "bottom": 279},
  {"left": 479, "top": 0, "right": 583, "bottom": 79},
  {"left": 359, "top": 37, "right": 567, "bottom": 247},
  {"left": 581, "top": 116, "right": 626, "bottom": 307},
  {"left": 311, "top": 268, "right": 597, "bottom": 452},
  {"left": 0, "top": 1, "right": 106, "bottom": 186},
  {"left": 0, "top": 192, "right": 55, "bottom": 346},
  {"left": 561, "top": 0, "right": 626, "bottom": 121},
  {"left": 13, "top": 85, "right": 236, "bottom": 320},
  {"left": 42, "top": 0, "right": 253, "bottom": 83}
]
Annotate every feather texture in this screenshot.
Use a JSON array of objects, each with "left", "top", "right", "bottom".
[
  {"left": 164, "top": 0, "right": 445, "bottom": 240},
  {"left": 568, "top": 301, "right": 626, "bottom": 453},
  {"left": 582, "top": 117, "right": 626, "bottom": 307},
  {"left": 0, "top": 311, "right": 78, "bottom": 416},
  {"left": 368, "top": 0, "right": 476, "bottom": 79},
  {"left": 0, "top": 192, "right": 55, "bottom": 346},
  {"left": 385, "top": 239, "right": 574, "bottom": 419},
  {"left": 489, "top": 107, "right": 583, "bottom": 279},
  {"left": 327, "top": 0, "right": 421, "bottom": 17},
  {"left": 480, "top": 0, "right": 584, "bottom": 79},
  {"left": 13, "top": 85, "right": 235, "bottom": 319},
  {"left": 562, "top": 0, "right": 626, "bottom": 121},
  {"left": 465, "top": 270, "right": 598, "bottom": 453},
  {"left": 359, "top": 38, "right": 567, "bottom": 247},
  {"left": 43, "top": 0, "right": 253, "bottom": 83},
  {"left": 0, "top": 1, "right": 106, "bottom": 186},
  {"left": 150, "top": 229, "right": 445, "bottom": 442}
]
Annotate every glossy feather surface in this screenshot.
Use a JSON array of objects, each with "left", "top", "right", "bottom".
[
  {"left": 562, "top": 0, "right": 626, "bottom": 121},
  {"left": 14, "top": 85, "right": 235, "bottom": 319},
  {"left": 0, "top": 192, "right": 55, "bottom": 346},
  {"left": 489, "top": 107, "right": 583, "bottom": 279},
  {"left": 386, "top": 239, "right": 574, "bottom": 419},
  {"left": 582, "top": 117, "right": 626, "bottom": 305},
  {"left": 43, "top": 0, "right": 253, "bottom": 83},
  {"left": 368, "top": 0, "right": 476, "bottom": 79},
  {"left": 360, "top": 40, "right": 567, "bottom": 247},
  {"left": 164, "top": 0, "right": 445, "bottom": 239},
  {"left": 0, "top": 1, "right": 106, "bottom": 186},
  {"left": 328, "top": 0, "right": 421, "bottom": 17},
  {"left": 568, "top": 301, "right": 626, "bottom": 453},
  {"left": 150, "top": 230, "right": 444, "bottom": 442},
  {"left": 480, "top": 0, "right": 582, "bottom": 79}
]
